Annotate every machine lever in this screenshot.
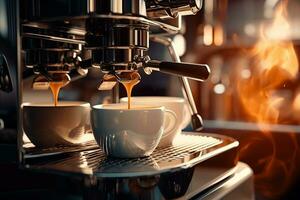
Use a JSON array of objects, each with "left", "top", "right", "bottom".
[{"left": 144, "top": 60, "right": 210, "bottom": 81}]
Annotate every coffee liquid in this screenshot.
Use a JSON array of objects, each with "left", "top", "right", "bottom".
[
  {"left": 102, "top": 105, "right": 157, "bottom": 110},
  {"left": 119, "top": 72, "right": 140, "bottom": 109},
  {"left": 49, "top": 82, "right": 64, "bottom": 106}
]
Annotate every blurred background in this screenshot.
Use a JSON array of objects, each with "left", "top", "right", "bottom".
[{"left": 182, "top": 0, "right": 300, "bottom": 199}]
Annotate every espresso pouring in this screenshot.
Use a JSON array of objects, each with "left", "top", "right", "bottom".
[
  {"left": 118, "top": 72, "right": 141, "bottom": 109},
  {"left": 49, "top": 82, "right": 64, "bottom": 106},
  {"left": 48, "top": 72, "right": 140, "bottom": 108},
  {"left": 48, "top": 73, "right": 70, "bottom": 106}
]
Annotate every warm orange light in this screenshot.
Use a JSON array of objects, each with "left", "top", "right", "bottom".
[
  {"left": 265, "top": 1, "right": 291, "bottom": 41},
  {"left": 203, "top": 24, "right": 213, "bottom": 46},
  {"left": 238, "top": 1, "right": 298, "bottom": 126},
  {"left": 293, "top": 92, "right": 300, "bottom": 111},
  {"left": 214, "top": 23, "right": 224, "bottom": 46},
  {"left": 237, "top": 1, "right": 300, "bottom": 198}
]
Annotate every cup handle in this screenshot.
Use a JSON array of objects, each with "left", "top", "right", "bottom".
[
  {"left": 84, "top": 124, "right": 92, "bottom": 133},
  {"left": 162, "top": 109, "right": 178, "bottom": 138},
  {"left": 84, "top": 108, "right": 92, "bottom": 134}
]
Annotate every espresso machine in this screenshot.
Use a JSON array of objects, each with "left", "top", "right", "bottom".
[{"left": 0, "top": 0, "right": 254, "bottom": 199}]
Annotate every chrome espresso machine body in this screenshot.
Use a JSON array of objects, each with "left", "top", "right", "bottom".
[{"left": 0, "top": 0, "right": 254, "bottom": 199}]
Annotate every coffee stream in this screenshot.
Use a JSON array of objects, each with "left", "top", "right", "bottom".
[
  {"left": 48, "top": 74, "right": 70, "bottom": 106},
  {"left": 49, "top": 82, "right": 64, "bottom": 106},
  {"left": 49, "top": 72, "right": 140, "bottom": 108},
  {"left": 119, "top": 72, "right": 141, "bottom": 109}
]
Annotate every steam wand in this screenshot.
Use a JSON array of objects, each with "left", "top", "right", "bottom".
[{"left": 149, "top": 35, "right": 206, "bottom": 131}]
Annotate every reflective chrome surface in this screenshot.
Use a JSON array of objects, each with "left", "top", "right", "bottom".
[
  {"left": 146, "top": 0, "right": 202, "bottom": 19},
  {"left": 21, "top": 0, "right": 206, "bottom": 87},
  {"left": 23, "top": 132, "right": 240, "bottom": 200},
  {"left": 25, "top": 132, "right": 238, "bottom": 177}
]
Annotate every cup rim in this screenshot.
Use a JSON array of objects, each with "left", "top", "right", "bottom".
[
  {"left": 22, "top": 101, "right": 90, "bottom": 108},
  {"left": 93, "top": 103, "right": 164, "bottom": 111},
  {"left": 120, "top": 96, "right": 185, "bottom": 103}
]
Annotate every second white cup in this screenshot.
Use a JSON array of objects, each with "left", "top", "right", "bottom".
[{"left": 120, "top": 96, "right": 190, "bottom": 147}]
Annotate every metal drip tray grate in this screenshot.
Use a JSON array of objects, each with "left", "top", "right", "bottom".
[
  {"left": 24, "top": 133, "right": 98, "bottom": 159},
  {"left": 26, "top": 132, "right": 239, "bottom": 178}
]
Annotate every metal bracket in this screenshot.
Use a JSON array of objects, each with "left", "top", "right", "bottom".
[{"left": 150, "top": 35, "right": 204, "bottom": 131}]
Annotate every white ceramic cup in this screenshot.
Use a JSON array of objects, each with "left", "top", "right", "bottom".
[
  {"left": 23, "top": 101, "right": 91, "bottom": 147},
  {"left": 91, "top": 103, "right": 177, "bottom": 158},
  {"left": 120, "top": 96, "right": 190, "bottom": 147}
]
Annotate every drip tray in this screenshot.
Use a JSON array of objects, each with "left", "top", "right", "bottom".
[
  {"left": 23, "top": 133, "right": 98, "bottom": 159},
  {"left": 25, "top": 132, "right": 239, "bottom": 178}
]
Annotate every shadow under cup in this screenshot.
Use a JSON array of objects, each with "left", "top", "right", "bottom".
[
  {"left": 91, "top": 104, "right": 165, "bottom": 158},
  {"left": 23, "top": 101, "right": 91, "bottom": 147}
]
